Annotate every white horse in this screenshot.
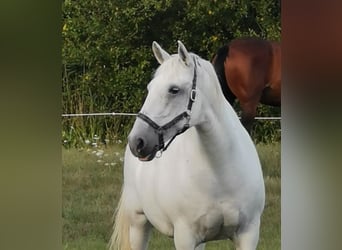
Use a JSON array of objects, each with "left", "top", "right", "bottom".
[{"left": 110, "top": 41, "right": 265, "bottom": 250}]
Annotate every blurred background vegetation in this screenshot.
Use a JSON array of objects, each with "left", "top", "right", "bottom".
[{"left": 62, "top": 0, "right": 281, "bottom": 147}]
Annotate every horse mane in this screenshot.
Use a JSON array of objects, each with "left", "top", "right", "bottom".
[
  {"left": 212, "top": 45, "right": 236, "bottom": 104},
  {"left": 212, "top": 45, "right": 228, "bottom": 86}
]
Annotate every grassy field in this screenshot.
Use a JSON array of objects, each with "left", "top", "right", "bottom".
[{"left": 62, "top": 142, "right": 280, "bottom": 250}]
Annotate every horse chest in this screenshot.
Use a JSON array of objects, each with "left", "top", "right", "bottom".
[{"left": 134, "top": 162, "right": 241, "bottom": 239}]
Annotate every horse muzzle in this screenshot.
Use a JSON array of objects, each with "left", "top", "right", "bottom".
[{"left": 128, "top": 129, "right": 160, "bottom": 162}]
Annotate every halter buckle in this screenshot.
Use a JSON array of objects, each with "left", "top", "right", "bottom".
[
  {"left": 190, "top": 89, "right": 196, "bottom": 102},
  {"left": 155, "top": 150, "right": 163, "bottom": 158}
]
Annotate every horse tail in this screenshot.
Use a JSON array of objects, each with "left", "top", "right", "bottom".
[
  {"left": 109, "top": 190, "right": 131, "bottom": 250},
  {"left": 211, "top": 44, "right": 236, "bottom": 105}
]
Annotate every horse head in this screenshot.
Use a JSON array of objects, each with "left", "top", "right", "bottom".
[{"left": 128, "top": 41, "right": 206, "bottom": 161}]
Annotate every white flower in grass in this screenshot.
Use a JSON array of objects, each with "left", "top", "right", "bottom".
[
  {"left": 92, "top": 150, "right": 97, "bottom": 154},
  {"left": 97, "top": 159, "right": 103, "bottom": 163},
  {"left": 110, "top": 162, "right": 117, "bottom": 166},
  {"left": 96, "top": 150, "right": 104, "bottom": 157},
  {"left": 91, "top": 142, "right": 97, "bottom": 147},
  {"left": 85, "top": 139, "right": 90, "bottom": 144},
  {"left": 93, "top": 134, "right": 99, "bottom": 140},
  {"left": 114, "top": 152, "right": 120, "bottom": 156},
  {"left": 119, "top": 157, "right": 124, "bottom": 162},
  {"left": 104, "top": 163, "right": 109, "bottom": 166}
]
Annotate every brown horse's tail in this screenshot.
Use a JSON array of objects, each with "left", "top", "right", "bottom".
[
  {"left": 109, "top": 190, "right": 131, "bottom": 250},
  {"left": 211, "top": 45, "right": 236, "bottom": 105}
]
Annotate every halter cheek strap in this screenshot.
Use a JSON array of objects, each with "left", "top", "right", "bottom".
[{"left": 137, "top": 57, "right": 197, "bottom": 154}]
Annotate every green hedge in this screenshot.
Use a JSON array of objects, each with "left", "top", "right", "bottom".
[{"left": 62, "top": 0, "right": 281, "bottom": 147}]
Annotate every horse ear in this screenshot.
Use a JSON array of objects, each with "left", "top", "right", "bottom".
[
  {"left": 177, "top": 40, "right": 191, "bottom": 66},
  {"left": 152, "top": 41, "right": 170, "bottom": 64}
]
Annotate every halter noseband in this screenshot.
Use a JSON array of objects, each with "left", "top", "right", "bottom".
[{"left": 137, "top": 57, "right": 198, "bottom": 155}]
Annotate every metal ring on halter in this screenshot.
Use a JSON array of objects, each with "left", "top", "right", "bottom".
[
  {"left": 190, "top": 89, "right": 196, "bottom": 102},
  {"left": 155, "top": 150, "right": 163, "bottom": 158}
]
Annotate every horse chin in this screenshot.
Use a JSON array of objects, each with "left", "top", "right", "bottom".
[{"left": 138, "top": 151, "right": 157, "bottom": 162}]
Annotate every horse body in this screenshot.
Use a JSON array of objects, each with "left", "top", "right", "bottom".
[
  {"left": 125, "top": 114, "right": 263, "bottom": 242},
  {"left": 111, "top": 41, "right": 265, "bottom": 250},
  {"left": 212, "top": 37, "right": 281, "bottom": 131}
]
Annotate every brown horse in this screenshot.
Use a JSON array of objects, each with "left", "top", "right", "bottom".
[{"left": 211, "top": 37, "right": 281, "bottom": 132}]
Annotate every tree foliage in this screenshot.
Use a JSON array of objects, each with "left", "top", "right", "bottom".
[{"left": 62, "top": 0, "right": 281, "bottom": 146}]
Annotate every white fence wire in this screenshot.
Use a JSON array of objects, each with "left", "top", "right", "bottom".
[{"left": 62, "top": 112, "right": 281, "bottom": 120}]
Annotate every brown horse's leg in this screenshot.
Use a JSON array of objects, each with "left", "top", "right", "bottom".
[
  {"left": 260, "top": 86, "right": 281, "bottom": 106},
  {"left": 239, "top": 100, "right": 259, "bottom": 133}
]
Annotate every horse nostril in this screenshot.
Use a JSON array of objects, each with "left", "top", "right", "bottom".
[{"left": 136, "top": 138, "right": 145, "bottom": 153}]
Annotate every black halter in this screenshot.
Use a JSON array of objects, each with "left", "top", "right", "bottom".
[{"left": 137, "top": 57, "right": 198, "bottom": 155}]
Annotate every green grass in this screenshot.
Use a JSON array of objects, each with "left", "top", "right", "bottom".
[{"left": 63, "top": 142, "right": 280, "bottom": 250}]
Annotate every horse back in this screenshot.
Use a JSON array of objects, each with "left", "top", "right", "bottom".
[{"left": 214, "top": 38, "right": 281, "bottom": 105}]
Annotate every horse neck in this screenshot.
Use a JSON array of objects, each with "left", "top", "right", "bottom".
[
  {"left": 188, "top": 57, "right": 247, "bottom": 162},
  {"left": 195, "top": 83, "right": 244, "bottom": 163}
]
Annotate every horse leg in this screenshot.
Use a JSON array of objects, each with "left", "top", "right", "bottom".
[
  {"left": 233, "top": 219, "right": 261, "bottom": 250},
  {"left": 260, "top": 86, "right": 281, "bottom": 106},
  {"left": 129, "top": 213, "right": 152, "bottom": 250},
  {"left": 173, "top": 224, "right": 200, "bottom": 250},
  {"left": 195, "top": 243, "right": 206, "bottom": 250},
  {"left": 240, "top": 100, "right": 259, "bottom": 133}
]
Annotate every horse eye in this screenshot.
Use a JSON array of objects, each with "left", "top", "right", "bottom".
[{"left": 168, "top": 86, "right": 180, "bottom": 95}]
